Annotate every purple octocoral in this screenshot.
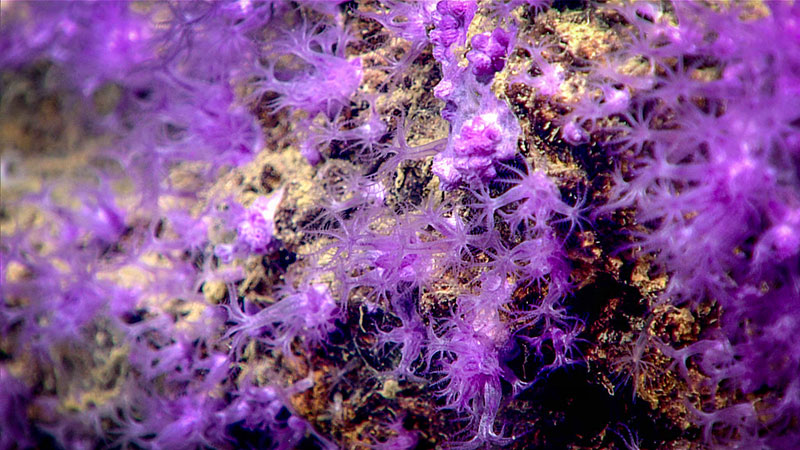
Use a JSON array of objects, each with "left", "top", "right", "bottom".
[
  {"left": 224, "top": 281, "right": 340, "bottom": 359},
  {"left": 427, "top": 313, "right": 514, "bottom": 449},
  {"left": 237, "top": 188, "right": 284, "bottom": 254},
  {"left": 467, "top": 28, "right": 513, "bottom": 83},
  {"left": 433, "top": 110, "right": 518, "bottom": 189},
  {"left": 589, "top": 1, "right": 800, "bottom": 446},
  {"left": 430, "top": 0, "right": 477, "bottom": 63},
  {"left": 11, "top": 0, "right": 799, "bottom": 448},
  {"left": 428, "top": 4, "right": 521, "bottom": 190},
  {"left": 251, "top": 12, "right": 362, "bottom": 117}
]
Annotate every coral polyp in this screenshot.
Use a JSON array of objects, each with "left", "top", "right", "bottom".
[{"left": 1, "top": 1, "right": 798, "bottom": 449}]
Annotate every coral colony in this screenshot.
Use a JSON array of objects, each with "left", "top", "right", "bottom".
[{"left": 1, "top": 1, "right": 799, "bottom": 449}]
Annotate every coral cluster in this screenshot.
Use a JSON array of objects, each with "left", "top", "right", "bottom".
[
  {"left": 586, "top": 2, "right": 800, "bottom": 446},
  {"left": 1, "top": 1, "right": 799, "bottom": 449}
]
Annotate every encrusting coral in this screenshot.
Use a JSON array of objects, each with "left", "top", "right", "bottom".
[{"left": 1, "top": 1, "right": 798, "bottom": 449}]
